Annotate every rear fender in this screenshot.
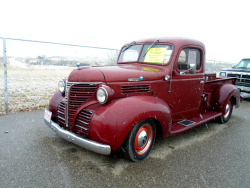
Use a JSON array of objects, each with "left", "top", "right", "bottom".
[
  {"left": 211, "top": 84, "right": 240, "bottom": 112},
  {"left": 89, "top": 96, "right": 171, "bottom": 152}
]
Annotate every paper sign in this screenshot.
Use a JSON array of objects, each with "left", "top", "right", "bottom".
[{"left": 144, "top": 47, "right": 167, "bottom": 63}]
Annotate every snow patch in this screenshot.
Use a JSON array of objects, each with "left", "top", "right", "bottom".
[{"left": 9, "top": 58, "right": 26, "bottom": 68}]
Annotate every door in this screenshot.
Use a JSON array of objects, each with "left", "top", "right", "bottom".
[{"left": 170, "top": 47, "right": 205, "bottom": 121}]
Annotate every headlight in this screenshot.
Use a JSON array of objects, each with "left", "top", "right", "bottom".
[
  {"left": 97, "top": 87, "right": 108, "bottom": 104},
  {"left": 220, "top": 72, "right": 226, "bottom": 77},
  {"left": 58, "top": 80, "right": 65, "bottom": 93},
  {"left": 96, "top": 85, "right": 114, "bottom": 104}
]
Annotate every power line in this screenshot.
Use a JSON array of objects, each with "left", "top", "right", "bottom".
[{"left": 0, "top": 37, "right": 118, "bottom": 51}]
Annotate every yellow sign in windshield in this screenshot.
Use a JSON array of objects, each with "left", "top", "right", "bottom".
[{"left": 144, "top": 47, "right": 167, "bottom": 63}]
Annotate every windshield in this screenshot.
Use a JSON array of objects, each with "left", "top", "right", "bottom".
[
  {"left": 236, "top": 59, "right": 250, "bottom": 69},
  {"left": 118, "top": 44, "right": 173, "bottom": 65},
  {"left": 118, "top": 45, "right": 142, "bottom": 62}
]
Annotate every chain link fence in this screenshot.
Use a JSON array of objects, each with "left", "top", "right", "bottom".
[
  {"left": 1, "top": 37, "right": 236, "bottom": 115},
  {"left": 0, "top": 37, "right": 118, "bottom": 115}
]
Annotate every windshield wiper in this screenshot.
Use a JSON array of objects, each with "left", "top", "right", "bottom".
[
  {"left": 143, "top": 39, "right": 159, "bottom": 57},
  {"left": 122, "top": 45, "right": 132, "bottom": 52},
  {"left": 122, "top": 41, "right": 136, "bottom": 52}
]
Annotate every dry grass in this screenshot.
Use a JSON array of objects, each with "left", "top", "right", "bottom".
[{"left": 0, "top": 65, "right": 73, "bottom": 115}]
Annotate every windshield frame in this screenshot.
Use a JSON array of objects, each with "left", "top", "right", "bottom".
[{"left": 117, "top": 42, "right": 175, "bottom": 66}]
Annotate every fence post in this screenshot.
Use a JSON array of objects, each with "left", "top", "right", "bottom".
[{"left": 2, "top": 38, "right": 8, "bottom": 113}]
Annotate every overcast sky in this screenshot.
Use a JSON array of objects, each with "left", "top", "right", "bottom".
[{"left": 0, "top": 0, "right": 249, "bottom": 62}]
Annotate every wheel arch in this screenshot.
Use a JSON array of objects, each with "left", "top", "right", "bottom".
[
  {"left": 89, "top": 96, "right": 172, "bottom": 152},
  {"left": 211, "top": 83, "right": 240, "bottom": 112}
]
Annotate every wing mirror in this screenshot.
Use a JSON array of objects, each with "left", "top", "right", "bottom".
[
  {"left": 180, "top": 63, "right": 196, "bottom": 75},
  {"left": 189, "top": 63, "right": 196, "bottom": 74}
]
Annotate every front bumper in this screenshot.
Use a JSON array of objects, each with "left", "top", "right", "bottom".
[{"left": 44, "top": 118, "right": 111, "bottom": 155}]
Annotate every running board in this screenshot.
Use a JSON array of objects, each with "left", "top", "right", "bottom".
[
  {"left": 177, "top": 120, "right": 196, "bottom": 127},
  {"left": 170, "top": 111, "right": 222, "bottom": 135}
]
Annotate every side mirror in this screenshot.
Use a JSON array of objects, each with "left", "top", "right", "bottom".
[
  {"left": 232, "top": 65, "right": 236, "bottom": 69},
  {"left": 180, "top": 64, "right": 196, "bottom": 75},
  {"left": 189, "top": 63, "right": 196, "bottom": 74}
]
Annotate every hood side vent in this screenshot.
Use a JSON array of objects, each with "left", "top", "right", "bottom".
[{"left": 121, "top": 85, "right": 150, "bottom": 94}]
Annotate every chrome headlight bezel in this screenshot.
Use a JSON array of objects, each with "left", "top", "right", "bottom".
[
  {"left": 97, "top": 87, "right": 108, "bottom": 104},
  {"left": 58, "top": 80, "right": 66, "bottom": 93}
]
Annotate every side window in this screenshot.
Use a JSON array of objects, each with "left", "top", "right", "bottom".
[{"left": 177, "top": 48, "right": 201, "bottom": 71}]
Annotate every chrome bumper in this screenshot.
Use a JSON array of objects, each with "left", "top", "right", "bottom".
[{"left": 44, "top": 118, "right": 111, "bottom": 155}]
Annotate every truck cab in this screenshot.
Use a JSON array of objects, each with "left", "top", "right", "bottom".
[{"left": 44, "top": 38, "right": 240, "bottom": 161}]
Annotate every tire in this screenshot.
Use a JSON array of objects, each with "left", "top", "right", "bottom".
[
  {"left": 123, "top": 119, "right": 156, "bottom": 162},
  {"left": 218, "top": 99, "right": 233, "bottom": 124}
]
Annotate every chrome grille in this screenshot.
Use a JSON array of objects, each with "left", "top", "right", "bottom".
[
  {"left": 121, "top": 85, "right": 150, "bottom": 94},
  {"left": 67, "top": 83, "right": 97, "bottom": 128},
  {"left": 57, "top": 100, "right": 66, "bottom": 127},
  {"left": 227, "top": 73, "right": 250, "bottom": 87},
  {"left": 227, "top": 73, "right": 241, "bottom": 78},
  {"left": 74, "top": 109, "right": 94, "bottom": 136},
  {"left": 64, "top": 82, "right": 100, "bottom": 136}
]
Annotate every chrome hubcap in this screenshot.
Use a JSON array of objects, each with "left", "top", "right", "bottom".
[
  {"left": 224, "top": 103, "right": 230, "bottom": 118},
  {"left": 135, "top": 124, "right": 153, "bottom": 155},
  {"left": 137, "top": 130, "right": 148, "bottom": 148}
]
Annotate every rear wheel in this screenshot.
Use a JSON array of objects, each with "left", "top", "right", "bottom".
[
  {"left": 218, "top": 99, "right": 233, "bottom": 124},
  {"left": 123, "top": 119, "right": 156, "bottom": 162}
]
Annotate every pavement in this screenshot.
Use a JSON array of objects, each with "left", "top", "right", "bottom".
[{"left": 0, "top": 101, "right": 250, "bottom": 188}]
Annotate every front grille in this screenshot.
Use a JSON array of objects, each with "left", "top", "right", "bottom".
[
  {"left": 227, "top": 73, "right": 241, "bottom": 78},
  {"left": 57, "top": 100, "right": 66, "bottom": 127},
  {"left": 227, "top": 73, "right": 250, "bottom": 87},
  {"left": 74, "top": 109, "right": 94, "bottom": 136},
  {"left": 237, "top": 82, "right": 250, "bottom": 87},
  {"left": 121, "top": 85, "right": 150, "bottom": 94},
  {"left": 67, "top": 83, "right": 98, "bottom": 132},
  {"left": 56, "top": 82, "right": 100, "bottom": 136},
  {"left": 242, "top": 75, "right": 250, "bottom": 79}
]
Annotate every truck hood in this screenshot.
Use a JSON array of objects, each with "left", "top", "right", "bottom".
[{"left": 68, "top": 64, "right": 167, "bottom": 83}]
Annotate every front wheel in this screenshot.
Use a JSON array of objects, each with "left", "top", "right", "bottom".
[
  {"left": 123, "top": 119, "right": 156, "bottom": 162},
  {"left": 218, "top": 99, "right": 233, "bottom": 124}
]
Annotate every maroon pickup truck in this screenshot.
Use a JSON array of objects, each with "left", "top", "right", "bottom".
[{"left": 44, "top": 38, "right": 240, "bottom": 161}]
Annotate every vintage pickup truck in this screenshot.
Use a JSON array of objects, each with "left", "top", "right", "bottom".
[{"left": 44, "top": 38, "right": 240, "bottom": 161}]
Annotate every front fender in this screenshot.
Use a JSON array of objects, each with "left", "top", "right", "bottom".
[
  {"left": 49, "top": 90, "right": 64, "bottom": 119},
  {"left": 89, "top": 96, "right": 172, "bottom": 152},
  {"left": 211, "top": 84, "right": 240, "bottom": 112}
]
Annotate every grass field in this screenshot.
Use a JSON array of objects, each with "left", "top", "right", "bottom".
[{"left": 0, "top": 65, "right": 73, "bottom": 115}]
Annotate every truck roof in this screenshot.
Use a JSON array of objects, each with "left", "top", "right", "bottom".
[{"left": 124, "top": 37, "right": 205, "bottom": 49}]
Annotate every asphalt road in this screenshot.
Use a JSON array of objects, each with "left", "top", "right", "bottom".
[{"left": 0, "top": 101, "right": 250, "bottom": 188}]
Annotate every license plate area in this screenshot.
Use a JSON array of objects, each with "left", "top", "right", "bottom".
[{"left": 44, "top": 109, "right": 52, "bottom": 123}]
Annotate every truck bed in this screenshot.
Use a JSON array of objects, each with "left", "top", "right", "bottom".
[{"left": 204, "top": 73, "right": 237, "bottom": 93}]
